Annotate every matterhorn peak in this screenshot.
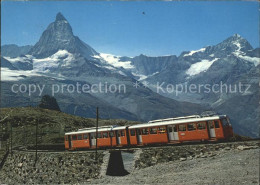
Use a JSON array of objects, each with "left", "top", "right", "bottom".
[
  {"left": 56, "top": 12, "right": 67, "bottom": 22},
  {"left": 233, "top": 33, "right": 241, "bottom": 38},
  {"left": 28, "top": 13, "right": 98, "bottom": 59}
]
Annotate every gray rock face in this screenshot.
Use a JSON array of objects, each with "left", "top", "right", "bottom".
[
  {"left": 246, "top": 48, "right": 260, "bottom": 57},
  {"left": 1, "top": 44, "right": 33, "bottom": 58},
  {"left": 130, "top": 54, "right": 178, "bottom": 76},
  {"left": 1, "top": 55, "right": 33, "bottom": 70},
  {"left": 135, "top": 141, "right": 259, "bottom": 169},
  {"left": 28, "top": 12, "right": 98, "bottom": 59},
  {"left": 0, "top": 151, "right": 104, "bottom": 184},
  {"left": 1, "top": 57, "right": 17, "bottom": 70}
]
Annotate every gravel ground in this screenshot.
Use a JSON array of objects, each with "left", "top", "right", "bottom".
[{"left": 87, "top": 148, "right": 259, "bottom": 184}]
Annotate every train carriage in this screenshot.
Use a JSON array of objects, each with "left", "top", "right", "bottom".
[
  {"left": 65, "top": 126, "right": 116, "bottom": 150},
  {"left": 65, "top": 114, "right": 233, "bottom": 150},
  {"left": 127, "top": 115, "right": 233, "bottom": 146}
]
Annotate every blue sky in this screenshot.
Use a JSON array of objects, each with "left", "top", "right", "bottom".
[{"left": 2, "top": 1, "right": 259, "bottom": 57}]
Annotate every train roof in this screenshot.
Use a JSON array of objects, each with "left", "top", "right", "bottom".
[
  {"left": 65, "top": 125, "right": 127, "bottom": 135},
  {"left": 128, "top": 115, "right": 227, "bottom": 129},
  {"left": 65, "top": 115, "right": 227, "bottom": 135}
]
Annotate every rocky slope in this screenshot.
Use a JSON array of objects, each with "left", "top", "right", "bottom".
[
  {"left": 1, "top": 44, "right": 32, "bottom": 58},
  {"left": 0, "top": 107, "right": 140, "bottom": 148},
  {"left": 89, "top": 141, "right": 260, "bottom": 185},
  {"left": 0, "top": 140, "right": 258, "bottom": 184}
]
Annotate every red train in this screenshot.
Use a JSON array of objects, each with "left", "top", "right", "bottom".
[{"left": 64, "top": 114, "right": 233, "bottom": 150}]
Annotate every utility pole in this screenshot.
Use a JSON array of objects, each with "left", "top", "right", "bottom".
[
  {"left": 35, "top": 119, "right": 38, "bottom": 163},
  {"left": 10, "top": 122, "right": 12, "bottom": 156},
  {"left": 95, "top": 107, "right": 99, "bottom": 161}
]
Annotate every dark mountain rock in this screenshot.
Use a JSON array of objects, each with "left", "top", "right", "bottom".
[
  {"left": 1, "top": 56, "right": 33, "bottom": 70},
  {"left": 39, "top": 95, "right": 61, "bottom": 111},
  {"left": 1, "top": 57, "right": 17, "bottom": 70},
  {"left": 130, "top": 54, "right": 178, "bottom": 76},
  {"left": 1, "top": 44, "right": 33, "bottom": 58},
  {"left": 215, "top": 91, "right": 259, "bottom": 138},
  {"left": 246, "top": 48, "right": 260, "bottom": 58},
  {"left": 28, "top": 13, "right": 98, "bottom": 59},
  {"left": 204, "top": 34, "right": 253, "bottom": 58}
]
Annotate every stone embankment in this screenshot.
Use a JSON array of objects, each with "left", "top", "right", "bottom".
[
  {"left": 0, "top": 140, "right": 258, "bottom": 184},
  {"left": 0, "top": 151, "right": 103, "bottom": 184},
  {"left": 135, "top": 140, "right": 259, "bottom": 169}
]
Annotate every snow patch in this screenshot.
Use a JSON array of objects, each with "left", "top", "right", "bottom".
[
  {"left": 186, "top": 58, "right": 219, "bottom": 76},
  {"left": 132, "top": 73, "right": 148, "bottom": 81},
  {"left": 33, "top": 50, "right": 74, "bottom": 71},
  {"left": 118, "top": 71, "right": 127, "bottom": 76},
  {"left": 3, "top": 56, "right": 32, "bottom": 64},
  {"left": 183, "top": 48, "right": 206, "bottom": 57},
  {"left": 104, "top": 66, "right": 116, "bottom": 70},
  {"left": 237, "top": 55, "right": 260, "bottom": 67},
  {"left": 132, "top": 71, "right": 159, "bottom": 81},
  {"left": 1, "top": 67, "right": 42, "bottom": 81},
  {"left": 97, "top": 53, "right": 134, "bottom": 69}
]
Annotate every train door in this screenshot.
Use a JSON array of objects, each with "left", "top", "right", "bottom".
[
  {"left": 68, "top": 135, "right": 72, "bottom": 149},
  {"left": 207, "top": 121, "right": 216, "bottom": 138},
  {"left": 168, "top": 125, "right": 179, "bottom": 141},
  {"left": 168, "top": 126, "right": 174, "bottom": 141},
  {"left": 116, "top": 131, "right": 121, "bottom": 145},
  {"left": 90, "top": 133, "right": 96, "bottom": 146},
  {"left": 173, "top": 125, "right": 179, "bottom": 140},
  {"left": 136, "top": 129, "right": 142, "bottom": 144}
]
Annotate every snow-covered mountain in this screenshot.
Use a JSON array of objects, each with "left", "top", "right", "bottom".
[
  {"left": 1, "top": 13, "right": 259, "bottom": 137},
  {"left": 1, "top": 13, "right": 204, "bottom": 124},
  {"left": 28, "top": 13, "right": 98, "bottom": 59}
]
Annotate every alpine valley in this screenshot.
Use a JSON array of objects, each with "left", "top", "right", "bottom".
[{"left": 1, "top": 13, "right": 259, "bottom": 137}]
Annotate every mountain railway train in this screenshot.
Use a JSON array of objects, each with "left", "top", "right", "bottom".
[{"left": 64, "top": 114, "right": 233, "bottom": 150}]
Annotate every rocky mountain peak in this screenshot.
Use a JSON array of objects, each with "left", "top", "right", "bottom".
[
  {"left": 222, "top": 34, "right": 253, "bottom": 51},
  {"left": 56, "top": 12, "right": 67, "bottom": 22},
  {"left": 28, "top": 13, "right": 98, "bottom": 59},
  {"left": 201, "top": 34, "right": 253, "bottom": 58}
]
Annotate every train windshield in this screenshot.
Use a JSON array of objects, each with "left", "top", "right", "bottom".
[{"left": 222, "top": 117, "right": 232, "bottom": 127}]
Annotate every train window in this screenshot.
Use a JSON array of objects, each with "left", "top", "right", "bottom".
[
  {"left": 137, "top": 129, "right": 142, "bottom": 135},
  {"left": 187, "top": 123, "right": 196, "bottom": 131},
  {"left": 109, "top": 131, "right": 115, "bottom": 137},
  {"left": 97, "top": 133, "right": 102, "bottom": 138},
  {"left": 197, "top": 122, "right": 206, "bottom": 130},
  {"left": 130, "top": 129, "right": 136, "bottom": 136},
  {"left": 90, "top": 133, "right": 96, "bottom": 139},
  {"left": 178, "top": 124, "right": 186, "bottom": 131},
  {"left": 65, "top": 136, "right": 68, "bottom": 141},
  {"left": 142, "top": 128, "right": 149, "bottom": 135},
  {"left": 103, "top": 132, "right": 108, "bottom": 138},
  {"left": 72, "top": 135, "right": 77, "bottom": 140},
  {"left": 208, "top": 121, "right": 214, "bottom": 129},
  {"left": 158, "top": 127, "right": 166, "bottom": 134},
  {"left": 214, "top": 121, "right": 220, "bottom": 128},
  {"left": 120, "top": 130, "right": 125, "bottom": 137},
  {"left": 173, "top": 125, "right": 177, "bottom": 132},
  {"left": 222, "top": 118, "right": 229, "bottom": 127},
  {"left": 78, "top": 134, "right": 83, "bottom": 140},
  {"left": 83, "top": 134, "right": 88, "bottom": 140},
  {"left": 150, "top": 127, "right": 157, "bottom": 134},
  {"left": 168, "top": 127, "right": 173, "bottom": 132}
]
